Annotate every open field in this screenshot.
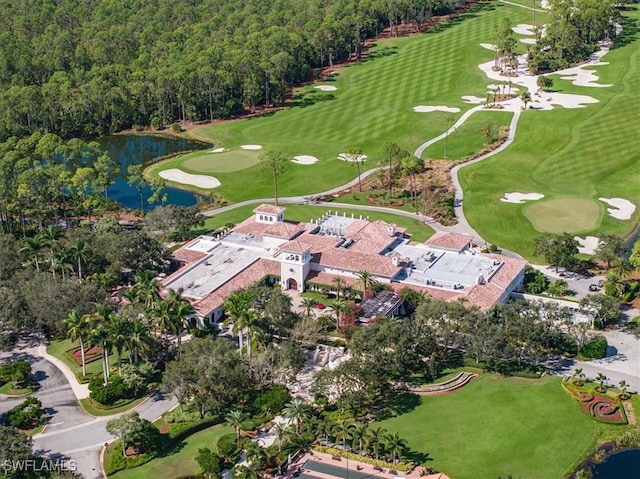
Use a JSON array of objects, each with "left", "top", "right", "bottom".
[
  {"left": 200, "top": 203, "right": 435, "bottom": 242},
  {"left": 150, "top": 2, "right": 536, "bottom": 202},
  {"left": 110, "top": 424, "right": 231, "bottom": 479},
  {"left": 460, "top": 6, "right": 640, "bottom": 259},
  {"left": 376, "top": 374, "right": 598, "bottom": 479}
]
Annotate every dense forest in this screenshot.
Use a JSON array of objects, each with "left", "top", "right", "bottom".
[{"left": 0, "top": 0, "right": 472, "bottom": 140}]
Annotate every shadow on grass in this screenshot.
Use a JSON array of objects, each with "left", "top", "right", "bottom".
[
  {"left": 291, "top": 92, "right": 337, "bottom": 108},
  {"left": 611, "top": 9, "right": 638, "bottom": 50},
  {"left": 358, "top": 46, "right": 398, "bottom": 64},
  {"left": 375, "top": 393, "right": 421, "bottom": 420},
  {"left": 424, "top": 1, "right": 496, "bottom": 35}
]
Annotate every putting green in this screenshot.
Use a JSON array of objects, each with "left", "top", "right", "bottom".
[
  {"left": 524, "top": 198, "right": 601, "bottom": 233},
  {"left": 181, "top": 149, "right": 260, "bottom": 173}
]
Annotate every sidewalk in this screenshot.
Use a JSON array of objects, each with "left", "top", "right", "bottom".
[{"left": 36, "top": 344, "right": 90, "bottom": 399}]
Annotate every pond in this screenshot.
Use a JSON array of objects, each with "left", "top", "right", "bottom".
[
  {"left": 592, "top": 449, "right": 640, "bottom": 478},
  {"left": 96, "top": 134, "right": 210, "bottom": 210}
]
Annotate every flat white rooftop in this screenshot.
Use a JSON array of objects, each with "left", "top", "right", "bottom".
[{"left": 165, "top": 243, "right": 262, "bottom": 298}]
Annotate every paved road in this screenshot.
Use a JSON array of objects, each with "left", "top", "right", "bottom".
[{"left": 1, "top": 340, "right": 177, "bottom": 479}]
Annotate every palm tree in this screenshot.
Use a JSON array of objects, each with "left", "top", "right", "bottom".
[
  {"left": 332, "top": 420, "right": 355, "bottom": 450},
  {"left": 20, "top": 236, "right": 46, "bottom": 272},
  {"left": 596, "top": 372, "right": 608, "bottom": 392},
  {"left": 572, "top": 368, "right": 586, "bottom": 386},
  {"left": 233, "top": 465, "right": 260, "bottom": 479},
  {"left": 128, "top": 319, "right": 151, "bottom": 364},
  {"left": 38, "top": 225, "right": 64, "bottom": 272},
  {"left": 346, "top": 147, "right": 365, "bottom": 192},
  {"left": 355, "top": 270, "right": 377, "bottom": 298},
  {"left": 300, "top": 297, "right": 317, "bottom": 318},
  {"left": 365, "top": 426, "right": 387, "bottom": 460},
  {"left": 167, "top": 288, "right": 194, "bottom": 345},
  {"left": 88, "top": 320, "right": 113, "bottom": 385},
  {"left": 610, "top": 257, "right": 633, "bottom": 279},
  {"left": 283, "top": 399, "right": 310, "bottom": 436},
  {"left": 259, "top": 151, "right": 286, "bottom": 206},
  {"left": 53, "top": 248, "right": 74, "bottom": 280},
  {"left": 133, "top": 270, "right": 161, "bottom": 309},
  {"left": 351, "top": 423, "right": 368, "bottom": 456},
  {"left": 109, "top": 314, "right": 130, "bottom": 374},
  {"left": 603, "top": 273, "right": 625, "bottom": 298},
  {"left": 400, "top": 155, "right": 424, "bottom": 213},
  {"left": 245, "top": 442, "right": 267, "bottom": 472},
  {"left": 619, "top": 380, "right": 630, "bottom": 399},
  {"left": 64, "top": 310, "right": 89, "bottom": 377},
  {"left": 151, "top": 300, "right": 174, "bottom": 340},
  {"left": 315, "top": 417, "right": 335, "bottom": 445},
  {"left": 384, "top": 432, "right": 407, "bottom": 463},
  {"left": 272, "top": 423, "right": 291, "bottom": 453},
  {"left": 226, "top": 410, "right": 249, "bottom": 440},
  {"left": 329, "top": 300, "right": 348, "bottom": 329},
  {"left": 68, "top": 238, "right": 93, "bottom": 279},
  {"left": 382, "top": 142, "right": 401, "bottom": 199},
  {"left": 223, "top": 290, "right": 254, "bottom": 355},
  {"left": 521, "top": 91, "right": 532, "bottom": 109},
  {"left": 331, "top": 276, "right": 345, "bottom": 301}
]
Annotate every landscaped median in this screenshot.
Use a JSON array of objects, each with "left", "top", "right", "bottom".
[{"left": 562, "top": 382, "right": 628, "bottom": 425}]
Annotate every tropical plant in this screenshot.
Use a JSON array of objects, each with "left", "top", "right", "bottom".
[
  {"left": 329, "top": 300, "right": 348, "bottom": 329},
  {"left": 365, "top": 426, "right": 387, "bottom": 460},
  {"left": 20, "top": 236, "right": 46, "bottom": 272},
  {"left": 595, "top": 372, "right": 608, "bottom": 393},
  {"left": 64, "top": 310, "right": 90, "bottom": 377},
  {"left": 226, "top": 410, "right": 249, "bottom": 441},
  {"left": 283, "top": 399, "right": 310, "bottom": 435},
  {"left": 67, "top": 238, "right": 93, "bottom": 279},
  {"left": 128, "top": 319, "right": 151, "bottom": 364},
  {"left": 345, "top": 146, "right": 365, "bottom": 192},
  {"left": 572, "top": 368, "right": 586, "bottom": 386},
  {"left": 351, "top": 423, "right": 369, "bottom": 456},
  {"left": 618, "top": 380, "right": 630, "bottom": 399},
  {"left": 384, "top": 432, "right": 407, "bottom": 463},
  {"left": 332, "top": 420, "right": 355, "bottom": 450},
  {"left": 315, "top": 417, "right": 335, "bottom": 445},
  {"left": 300, "top": 297, "right": 317, "bottom": 318},
  {"left": 259, "top": 151, "right": 286, "bottom": 206},
  {"left": 88, "top": 316, "right": 114, "bottom": 385},
  {"left": 355, "top": 270, "right": 377, "bottom": 298},
  {"left": 331, "top": 276, "right": 345, "bottom": 301}
]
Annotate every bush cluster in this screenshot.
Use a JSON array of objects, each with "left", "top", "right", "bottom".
[
  {"left": 580, "top": 336, "right": 608, "bottom": 359},
  {"left": 6, "top": 397, "right": 44, "bottom": 429},
  {"left": 313, "top": 445, "right": 415, "bottom": 472},
  {"left": 89, "top": 375, "right": 131, "bottom": 405}
]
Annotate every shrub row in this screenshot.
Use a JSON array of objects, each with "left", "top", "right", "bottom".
[{"left": 312, "top": 445, "right": 414, "bottom": 472}]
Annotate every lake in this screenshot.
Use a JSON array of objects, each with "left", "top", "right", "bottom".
[
  {"left": 97, "top": 134, "right": 210, "bottom": 210},
  {"left": 592, "top": 449, "right": 640, "bottom": 478}
]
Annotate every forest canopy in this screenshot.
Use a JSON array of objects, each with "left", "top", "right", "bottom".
[{"left": 0, "top": 0, "right": 471, "bottom": 140}]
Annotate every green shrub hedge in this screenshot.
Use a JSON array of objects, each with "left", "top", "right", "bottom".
[
  {"left": 580, "top": 335, "right": 608, "bottom": 359},
  {"left": 312, "top": 446, "right": 415, "bottom": 472}
]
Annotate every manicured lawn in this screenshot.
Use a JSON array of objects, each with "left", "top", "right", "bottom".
[
  {"left": 376, "top": 374, "right": 598, "bottom": 479},
  {"left": 109, "top": 424, "right": 231, "bottom": 479},
  {"left": 460, "top": 6, "right": 640, "bottom": 259},
  {"left": 181, "top": 149, "right": 261, "bottom": 173},
  {"left": 200, "top": 203, "right": 435, "bottom": 242},
  {"left": 80, "top": 396, "right": 147, "bottom": 417},
  {"left": 47, "top": 338, "right": 118, "bottom": 382},
  {"left": 523, "top": 197, "right": 601, "bottom": 233},
  {"left": 0, "top": 383, "right": 34, "bottom": 396},
  {"left": 150, "top": 2, "right": 536, "bottom": 202},
  {"left": 420, "top": 110, "right": 513, "bottom": 161}
]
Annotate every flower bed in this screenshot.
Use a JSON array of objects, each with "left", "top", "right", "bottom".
[
  {"left": 562, "top": 383, "right": 627, "bottom": 424},
  {"left": 65, "top": 346, "right": 102, "bottom": 366}
]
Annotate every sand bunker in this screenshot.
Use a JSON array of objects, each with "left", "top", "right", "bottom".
[
  {"left": 529, "top": 93, "right": 599, "bottom": 110},
  {"left": 240, "top": 145, "right": 263, "bottom": 150},
  {"left": 574, "top": 236, "right": 600, "bottom": 255},
  {"left": 520, "top": 38, "right": 537, "bottom": 44},
  {"left": 338, "top": 153, "right": 368, "bottom": 162},
  {"left": 314, "top": 85, "right": 337, "bottom": 91},
  {"left": 513, "top": 24, "right": 536, "bottom": 36},
  {"left": 159, "top": 169, "right": 221, "bottom": 188},
  {"left": 413, "top": 105, "right": 461, "bottom": 113},
  {"left": 501, "top": 192, "right": 545, "bottom": 203},
  {"left": 208, "top": 147, "right": 227, "bottom": 153},
  {"left": 559, "top": 64, "right": 612, "bottom": 88},
  {"left": 598, "top": 197, "right": 636, "bottom": 220},
  {"left": 461, "top": 95, "right": 486, "bottom": 104},
  {"left": 487, "top": 84, "right": 520, "bottom": 92},
  {"left": 480, "top": 43, "right": 496, "bottom": 51},
  {"left": 292, "top": 155, "right": 319, "bottom": 165}
]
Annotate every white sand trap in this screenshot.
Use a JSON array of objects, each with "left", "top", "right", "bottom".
[
  {"left": 500, "top": 192, "right": 544, "bottom": 203},
  {"left": 598, "top": 197, "right": 636, "bottom": 220},
  {"left": 461, "top": 95, "right": 486, "bottom": 104},
  {"left": 513, "top": 24, "right": 536, "bottom": 36},
  {"left": 520, "top": 38, "right": 537, "bottom": 44},
  {"left": 338, "top": 153, "right": 368, "bottom": 162},
  {"left": 159, "top": 169, "right": 221, "bottom": 188},
  {"left": 240, "top": 144, "right": 262, "bottom": 150},
  {"left": 208, "top": 147, "right": 227, "bottom": 153},
  {"left": 559, "top": 67, "right": 612, "bottom": 88},
  {"left": 487, "top": 84, "right": 520, "bottom": 92},
  {"left": 314, "top": 85, "right": 337, "bottom": 91},
  {"left": 574, "top": 236, "right": 600, "bottom": 255},
  {"left": 480, "top": 43, "right": 497, "bottom": 51},
  {"left": 413, "top": 105, "right": 460, "bottom": 113},
  {"left": 292, "top": 155, "right": 319, "bottom": 165}
]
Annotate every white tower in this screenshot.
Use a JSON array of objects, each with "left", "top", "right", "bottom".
[{"left": 280, "top": 241, "right": 312, "bottom": 293}]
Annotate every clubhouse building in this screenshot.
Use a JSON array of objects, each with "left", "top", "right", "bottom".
[{"left": 162, "top": 205, "right": 527, "bottom": 327}]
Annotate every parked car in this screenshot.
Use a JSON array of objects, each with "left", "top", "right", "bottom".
[{"left": 589, "top": 284, "right": 599, "bottom": 292}]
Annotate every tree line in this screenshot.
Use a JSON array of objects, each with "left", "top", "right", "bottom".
[{"left": 0, "top": 0, "right": 473, "bottom": 140}]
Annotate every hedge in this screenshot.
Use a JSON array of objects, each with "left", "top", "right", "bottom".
[{"left": 312, "top": 446, "right": 415, "bottom": 472}]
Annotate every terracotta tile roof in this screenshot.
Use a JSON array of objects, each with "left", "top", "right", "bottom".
[
  {"left": 426, "top": 231, "right": 473, "bottom": 251},
  {"left": 347, "top": 220, "right": 405, "bottom": 254},
  {"left": 253, "top": 204, "right": 285, "bottom": 214},
  {"left": 483, "top": 254, "right": 528, "bottom": 289},
  {"left": 171, "top": 248, "right": 208, "bottom": 264},
  {"left": 233, "top": 216, "right": 304, "bottom": 239},
  {"left": 312, "top": 249, "right": 401, "bottom": 277},
  {"left": 305, "top": 270, "right": 356, "bottom": 288},
  {"left": 465, "top": 283, "right": 506, "bottom": 311},
  {"left": 279, "top": 239, "right": 312, "bottom": 253}
]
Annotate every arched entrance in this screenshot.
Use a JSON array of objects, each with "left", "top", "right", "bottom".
[{"left": 287, "top": 278, "right": 298, "bottom": 290}]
